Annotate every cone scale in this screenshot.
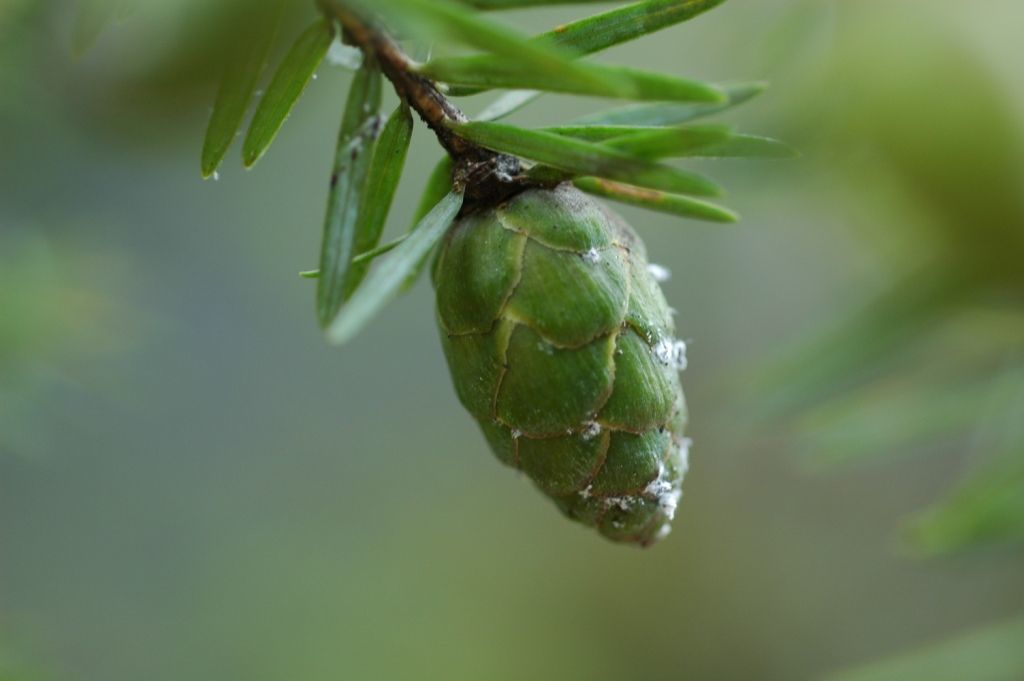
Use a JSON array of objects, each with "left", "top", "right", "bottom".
[{"left": 434, "top": 184, "right": 690, "bottom": 546}]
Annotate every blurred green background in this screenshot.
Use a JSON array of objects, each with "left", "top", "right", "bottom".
[{"left": 2, "top": 1, "right": 1022, "bottom": 680}]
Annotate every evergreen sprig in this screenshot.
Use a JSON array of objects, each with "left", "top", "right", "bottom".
[{"left": 194, "top": 0, "right": 786, "bottom": 341}]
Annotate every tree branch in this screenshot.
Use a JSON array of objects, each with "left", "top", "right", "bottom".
[{"left": 319, "top": 1, "right": 541, "bottom": 209}]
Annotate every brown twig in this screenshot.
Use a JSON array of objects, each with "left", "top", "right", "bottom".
[{"left": 321, "top": 1, "right": 541, "bottom": 209}]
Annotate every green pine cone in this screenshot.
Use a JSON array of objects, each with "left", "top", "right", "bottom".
[{"left": 434, "top": 184, "right": 690, "bottom": 546}]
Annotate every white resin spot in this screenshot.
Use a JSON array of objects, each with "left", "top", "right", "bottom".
[
  {"left": 603, "top": 496, "right": 636, "bottom": 511},
  {"left": 493, "top": 156, "right": 519, "bottom": 183},
  {"left": 647, "top": 263, "right": 671, "bottom": 283},
  {"left": 653, "top": 338, "right": 688, "bottom": 371},
  {"left": 658, "top": 489, "right": 682, "bottom": 520},
  {"left": 644, "top": 468, "right": 682, "bottom": 521},
  {"left": 643, "top": 446, "right": 690, "bottom": 522},
  {"left": 677, "top": 438, "right": 692, "bottom": 476},
  {"left": 327, "top": 42, "right": 364, "bottom": 70}
]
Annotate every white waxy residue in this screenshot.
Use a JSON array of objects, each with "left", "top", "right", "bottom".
[
  {"left": 653, "top": 338, "right": 688, "bottom": 371},
  {"left": 582, "top": 248, "right": 602, "bottom": 264},
  {"left": 493, "top": 156, "right": 519, "bottom": 183},
  {"left": 511, "top": 429, "right": 522, "bottom": 440},
  {"left": 644, "top": 475, "right": 672, "bottom": 499},
  {"left": 677, "top": 437, "right": 692, "bottom": 476},
  {"left": 647, "top": 263, "right": 671, "bottom": 282},
  {"left": 644, "top": 463, "right": 682, "bottom": 521},
  {"left": 603, "top": 496, "right": 636, "bottom": 511},
  {"left": 658, "top": 488, "right": 682, "bottom": 520},
  {"left": 580, "top": 421, "right": 602, "bottom": 441},
  {"left": 327, "top": 42, "right": 364, "bottom": 70}
]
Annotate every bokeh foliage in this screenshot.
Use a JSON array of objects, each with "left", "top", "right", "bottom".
[{"left": 764, "top": 4, "right": 1024, "bottom": 680}]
